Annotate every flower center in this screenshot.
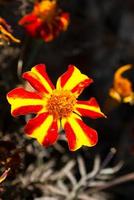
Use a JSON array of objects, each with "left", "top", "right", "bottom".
[
  {"left": 34, "top": 0, "right": 57, "bottom": 22},
  {"left": 46, "top": 90, "right": 76, "bottom": 119}
]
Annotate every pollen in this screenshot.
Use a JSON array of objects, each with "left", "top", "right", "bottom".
[{"left": 46, "top": 90, "right": 76, "bottom": 119}]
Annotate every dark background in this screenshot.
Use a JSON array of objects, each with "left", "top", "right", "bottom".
[{"left": 0, "top": 0, "right": 134, "bottom": 199}]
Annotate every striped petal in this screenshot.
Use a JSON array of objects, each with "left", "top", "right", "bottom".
[
  {"left": 62, "top": 114, "right": 98, "bottom": 151},
  {"left": 75, "top": 97, "right": 106, "bottom": 119},
  {"left": 7, "top": 87, "right": 45, "bottom": 117},
  {"left": 22, "top": 64, "right": 55, "bottom": 94},
  {"left": 24, "top": 112, "right": 60, "bottom": 146},
  {"left": 56, "top": 65, "right": 93, "bottom": 97}
]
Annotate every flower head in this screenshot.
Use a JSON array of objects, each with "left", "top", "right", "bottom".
[
  {"left": 0, "top": 17, "right": 20, "bottom": 45},
  {"left": 19, "top": 0, "right": 69, "bottom": 42},
  {"left": 109, "top": 64, "right": 134, "bottom": 105},
  {"left": 7, "top": 64, "right": 105, "bottom": 151}
]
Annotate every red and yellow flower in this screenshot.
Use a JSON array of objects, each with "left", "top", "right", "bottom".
[
  {"left": 19, "top": 0, "right": 69, "bottom": 42},
  {"left": 0, "top": 17, "right": 20, "bottom": 45},
  {"left": 7, "top": 64, "right": 105, "bottom": 151},
  {"left": 109, "top": 64, "right": 134, "bottom": 105}
]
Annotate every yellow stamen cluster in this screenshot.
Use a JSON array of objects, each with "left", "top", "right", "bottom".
[
  {"left": 34, "top": 0, "right": 57, "bottom": 21},
  {"left": 47, "top": 90, "right": 76, "bottom": 119}
]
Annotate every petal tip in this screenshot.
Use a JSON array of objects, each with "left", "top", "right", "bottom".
[{"left": 32, "top": 63, "right": 46, "bottom": 71}]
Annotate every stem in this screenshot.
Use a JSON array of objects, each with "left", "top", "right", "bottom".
[
  {"left": 27, "top": 39, "right": 43, "bottom": 67},
  {"left": 17, "top": 38, "right": 43, "bottom": 78}
]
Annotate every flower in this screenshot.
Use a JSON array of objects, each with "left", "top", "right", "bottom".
[
  {"left": 0, "top": 17, "right": 20, "bottom": 45},
  {"left": 7, "top": 64, "right": 105, "bottom": 151},
  {"left": 19, "top": 0, "right": 69, "bottom": 42},
  {"left": 109, "top": 64, "right": 134, "bottom": 105}
]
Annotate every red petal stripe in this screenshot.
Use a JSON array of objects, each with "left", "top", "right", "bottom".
[
  {"left": 23, "top": 72, "right": 49, "bottom": 94},
  {"left": 76, "top": 108, "right": 104, "bottom": 119},
  {"left": 71, "top": 79, "right": 93, "bottom": 94},
  {"left": 7, "top": 88, "right": 42, "bottom": 99},
  {"left": 12, "top": 105, "right": 42, "bottom": 117},
  {"left": 42, "top": 120, "right": 58, "bottom": 147},
  {"left": 35, "top": 64, "right": 55, "bottom": 89},
  {"left": 24, "top": 113, "right": 48, "bottom": 135},
  {"left": 64, "top": 122, "right": 76, "bottom": 151},
  {"left": 78, "top": 97, "right": 100, "bottom": 107},
  {"left": 60, "top": 65, "right": 74, "bottom": 87}
]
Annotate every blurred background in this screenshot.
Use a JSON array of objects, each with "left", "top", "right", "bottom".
[{"left": 0, "top": 0, "right": 134, "bottom": 199}]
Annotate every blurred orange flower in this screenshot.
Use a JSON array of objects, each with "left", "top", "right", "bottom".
[
  {"left": 109, "top": 64, "right": 134, "bottom": 105},
  {"left": 7, "top": 64, "right": 105, "bottom": 151},
  {"left": 0, "top": 18, "right": 20, "bottom": 45},
  {"left": 19, "top": 0, "right": 69, "bottom": 42}
]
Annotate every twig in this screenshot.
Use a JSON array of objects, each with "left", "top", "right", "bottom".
[
  {"left": 50, "top": 160, "right": 75, "bottom": 180},
  {"left": 44, "top": 184, "right": 67, "bottom": 197},
  {"left": 89, "top": 172, "right": 134, "bottom": 194},
  {"left": 57, "top": 180, "right": 69, "bottom": 193},
  {"left": 99, "top": 148, "right": 116, "bottom": 170},
  {"left": 65, "top": 155, "right": 101, "bottom": 200},
  {"left": 77, "top": 156, "right": 87, "bottom": 178},
  {"left": 99, "top": 161, "right": 124, "bottom": 175}
]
